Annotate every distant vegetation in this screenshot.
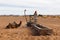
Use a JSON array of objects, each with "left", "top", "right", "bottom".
[
  {"left": 38, "top": 14, "right": 43, "bottom": 17},
  {"left": 0, "top": 15, "right": 21, "bottom": 17}
]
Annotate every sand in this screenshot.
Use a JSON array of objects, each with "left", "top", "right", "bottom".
[{"left": 0, "top": 16, "right": 60, "bottom": 40}]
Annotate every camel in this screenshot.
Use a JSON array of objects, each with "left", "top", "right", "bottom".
[
  {"left": 5, "top": 21, "right": 22, "bottom": 29},
  {"left": 31, "top": 24, "right": 53, "bottom": 36},
  {"left": 26, "top": 22, "right": 53, "bottom": 36}
]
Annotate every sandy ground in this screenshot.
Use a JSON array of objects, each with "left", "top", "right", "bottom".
[{"left": 0, "top": 16, "right": 60, "bottom": 40}]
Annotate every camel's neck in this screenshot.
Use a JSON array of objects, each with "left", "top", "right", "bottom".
[{"left": 17, "top": 21, "right": 22, "bottom": 26}]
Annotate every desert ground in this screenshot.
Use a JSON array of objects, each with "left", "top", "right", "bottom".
[{"left": 0, "top": 15, "right": 60, "bottom": 40}]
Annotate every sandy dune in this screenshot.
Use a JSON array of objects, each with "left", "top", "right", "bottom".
[{"left": 0, "top": 16, "right": 60, "bottom": 40}]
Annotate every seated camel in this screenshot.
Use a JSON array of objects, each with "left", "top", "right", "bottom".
[{"left": 5, "top": 21, "right": 22, "bottom": 29}]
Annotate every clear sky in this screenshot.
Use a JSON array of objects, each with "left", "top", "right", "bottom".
[{"left": 0, "top": 0, "right": 60, "bottom": 15}]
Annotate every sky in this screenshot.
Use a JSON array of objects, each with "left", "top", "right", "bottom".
[{"left": 0, "top": 0, "right": 60, "bottom": 15}]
